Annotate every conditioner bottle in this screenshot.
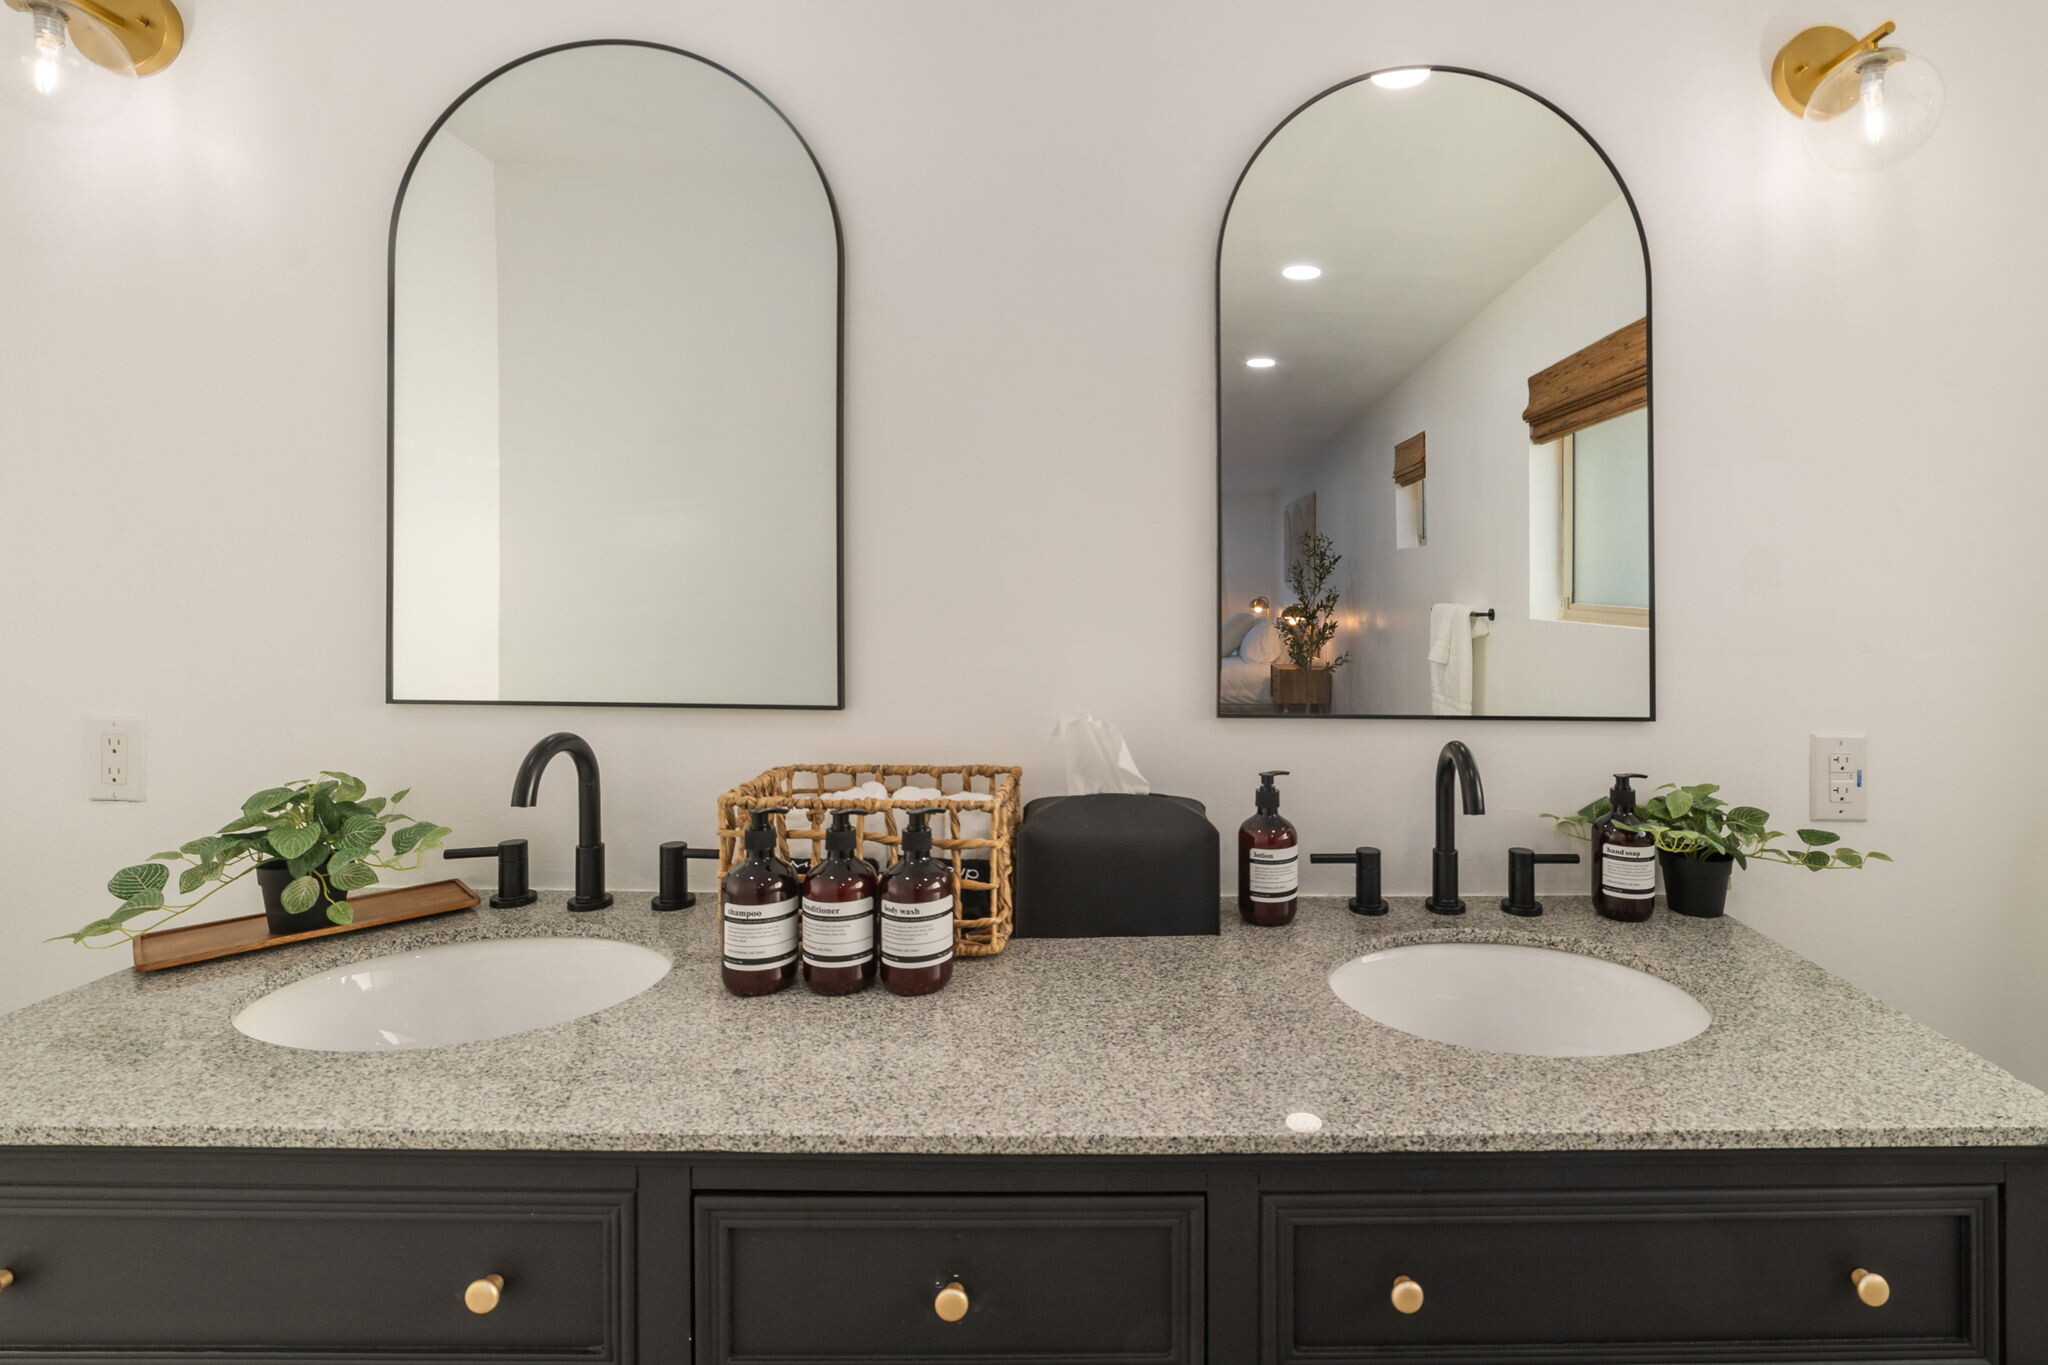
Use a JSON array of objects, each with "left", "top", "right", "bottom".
[
  {"left": 1592, "top": 773, "right": 1657, "bottom": 922},
  {"left": 802, "top": 810, "right": 879, "bottom": 996},
  {"left": 722, "top": 808, "right": 800, "bottom": 996},
  {"left": 1239, "top": 770, "right": 1299, "bottom": 926},
  {"left": 880, "top": 808, "right": 954, "bottom": 996}
]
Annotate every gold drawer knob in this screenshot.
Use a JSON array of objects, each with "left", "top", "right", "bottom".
[
  {"left": 0, "top": 1268, "right": 13, "bottom": 1294},
  {"left": 1391, "top": 1275, "right": 1424, "bottom": 1314},
  {"left": 1851, "top": 1268, "right": 1890, "bottom": 1307},
  {"left": 934, "top": 1280, "right": 970, "bottom": 1322},
  {"left": 465, "top": 1274, "right": 505, "bottom": 1315}
]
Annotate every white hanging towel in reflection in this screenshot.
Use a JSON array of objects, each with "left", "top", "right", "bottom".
[{"left": 1428, "top": 603, "right": 1490, "bottom": 716}]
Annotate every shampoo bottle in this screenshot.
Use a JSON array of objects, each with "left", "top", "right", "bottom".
[
  {"left": 722, "top": 807, "right": 800, "bottom": 996},
  {"left": 1592, "top": 773, "right": 1657, "bottom": 922},
  {"left": 1239, "top": 770, "right": 1299, "bottom": 926},
  {"left": 802, "top": 810, "right": 879, "bottom": 996},
  {"left": 879, "top": 808, "right": 955, "bottom": 997}
]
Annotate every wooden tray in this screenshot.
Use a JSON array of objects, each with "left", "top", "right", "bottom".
[{"left": 130, "top": 878, "right": 482, "bottom": 973}]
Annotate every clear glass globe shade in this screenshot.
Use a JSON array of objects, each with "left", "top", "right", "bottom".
[
  {"left": 0, "top": 2, "right": 135, "bottom": 124},
  {"left": 1802, "top": 46, "right": 1943, "bottom": 173}
]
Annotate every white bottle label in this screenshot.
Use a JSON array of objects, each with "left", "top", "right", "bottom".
[
  {"left": 1601, "top": 843, "right": 1658, "bottom": 899},
  {"left": 723, "top": 895, "right": 799, "bottom": 970},
  {"left": 1248, "top": 845, "right": 1299, "bottom": 903},
  {"left": 880, "top": 895, "right": 955, "bottom": 968},
  {"left": 802, "top": 895, "right": 876, "bottom": 967}
]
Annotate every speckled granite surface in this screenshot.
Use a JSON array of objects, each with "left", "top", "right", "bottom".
[{"left": 0, "top": 892, "right": 2043, "bottom": 1155}]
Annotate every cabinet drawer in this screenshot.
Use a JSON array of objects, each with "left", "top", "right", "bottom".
[
  {"left": 1266, "top": 1186, "right": 1995, "bottom": 1364},
  {"left": 0, "top": 1186, "right": 629, "bottom": 1361},
  {"left": 697, "top": 1194, "right": 1202, "bottom": 1363}
]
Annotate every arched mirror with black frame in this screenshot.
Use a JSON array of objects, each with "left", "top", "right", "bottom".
[
  {"left": 388, "top": 41, "right": 843, "bottom": 709},
  {"left": 1216, "top": 67, "right": 1651, "bottom": 720}
]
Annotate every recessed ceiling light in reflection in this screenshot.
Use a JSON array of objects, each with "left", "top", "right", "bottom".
[
  {"left": 1281, "top": 264, "right": 1322, "bottom": 281},
  {"left": 1245, "top": 356, "right": 1278, "bottom": 369},
  {"left": 1370, "top": 68, "right": 1431, "bottom": 90}
]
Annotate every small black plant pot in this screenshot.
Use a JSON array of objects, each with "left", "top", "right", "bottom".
[
  {"left": 1659, "top": 851, "right": 1734, "bottom": 918},
  {"left": 255, "top": 859, "right": 349, "bottom": 935}
]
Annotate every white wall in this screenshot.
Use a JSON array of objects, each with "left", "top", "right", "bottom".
[
  {"left": 1287, "top": 195, "right": 1648, "bottom": 717},
  {"left": 8, "top": 0, "right": 2048, "bottom": 1093},
  {"left": 1220, "top": 490, "right": 1278, "bottom": 616},
  {"left": 390, "top": 132, "right": 501, "bottom": 700}
]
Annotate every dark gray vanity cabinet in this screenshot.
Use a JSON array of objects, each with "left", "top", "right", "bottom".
[{"left": 0, "top": 1147, "right": 2041, "bottom": 1364}]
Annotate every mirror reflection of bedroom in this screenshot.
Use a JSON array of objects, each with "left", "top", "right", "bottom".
[{"left": 1217, "top": 70, "right": 1652, "bottom": 719}]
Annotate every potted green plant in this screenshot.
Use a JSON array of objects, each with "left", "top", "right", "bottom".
[
  {"left": 1273, "top": 530, "right": 1351, "bottom": 713},
  {"left": 1546, "top": 782, "right": 1888, "bottom": 918},
  {"left": 55, "top": 773, "right": 452, "bottom": 946}
]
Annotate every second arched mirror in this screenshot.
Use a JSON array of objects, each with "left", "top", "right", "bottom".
[{"left": 1217, "top": 69, "right": 1650, "bottom": 720}]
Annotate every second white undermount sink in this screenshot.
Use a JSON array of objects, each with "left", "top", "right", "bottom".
[
  {"left": 233, "top": 937, "right": 670, "bottom": 1053},
  {"left": 1329, "top": 942, "right": 1710, "bottom": 1057}
]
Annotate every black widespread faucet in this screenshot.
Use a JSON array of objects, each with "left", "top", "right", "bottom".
[
  {"left": 511, "top": 732, "right": 612, "bottom": 911},
  {"left": 1427, "top": 740, "right": 1486, "bottom": 915}
]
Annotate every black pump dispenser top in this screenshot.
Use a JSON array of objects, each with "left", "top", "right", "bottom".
[
  {"left": 743, "top": 807, "right": 790, "bottom": 854},
  {"left": 1608, "top": 774, "right": 1648, "bottom": 817},
  {"left": 1255, "top": 770, "right": 1291, "bottom": 815},
  {"left": 824, "top": 809, "right": 861, "bottom": 855},
  {"left": 901, "top": 808, "right": 943, "bottom": 857}
]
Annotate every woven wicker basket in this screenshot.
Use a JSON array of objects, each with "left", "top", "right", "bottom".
[{"left": 715, "top": 764, "right": 1023, "bottom": 957}]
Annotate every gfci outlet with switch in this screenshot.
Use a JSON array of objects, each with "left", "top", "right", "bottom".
[
  {"left": 1809, "top": 731, "right": 1867, "bottom": 822},
  {"left": 88, "top": 715, "right": 148, "bottom": 802}
]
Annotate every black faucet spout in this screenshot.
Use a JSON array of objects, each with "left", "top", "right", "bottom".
[
  {"left": 1428, "top": 740, "right": 1485, "bottom": 915},
  {"left": 511, "top": 732, "right": 611, "bottom": 911}
]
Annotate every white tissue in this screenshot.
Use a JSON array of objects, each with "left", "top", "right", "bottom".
[{"left": 1052, "top": 712, "right": 1151, "bottom": 795}]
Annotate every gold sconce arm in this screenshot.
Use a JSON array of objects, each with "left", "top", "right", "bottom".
[
  {"left": 1771, "top": 20, "right": 1896, "bottom": 116},
  {"left": 2, "top": 0, "right": 183, "bottom": 76}
]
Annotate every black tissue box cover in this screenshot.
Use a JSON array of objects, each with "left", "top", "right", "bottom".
[{"left": 1014, "top": 793, "right": 1220, "bottom": 937}]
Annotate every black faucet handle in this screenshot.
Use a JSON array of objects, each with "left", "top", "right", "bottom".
[
  {"left": 1501, "top": 846, "right": 1581, "bottom": 917},
  {"left": 651, "top": 841, "right": 720, "bottom": 912},
  {"left": 443, "top": 838, "right": 538, "bottom": 909},
  {"left": 1308, "top": 847, "right": 1390, "bottom": 916}
]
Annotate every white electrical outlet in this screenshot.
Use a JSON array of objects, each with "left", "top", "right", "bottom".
[
  {"left": 1809, "top": 731, "right": 1867, "bottom": 822},
  {"left": 88, "top": 715, "right": 147, "bottom": 802}
]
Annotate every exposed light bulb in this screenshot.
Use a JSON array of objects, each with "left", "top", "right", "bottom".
[
  {"left": 1369, "top": 68, "right": 1431, "bottom": 90},
  {"left": 30, "top": 7, "right": 64, "bottom": 97},
  {"left": 1280, "top": 263, "right": 1322, "bottom": 281},
  {"left": 1245, "top": 356, "right": 1277, "bottom": 369},
  {"left": 1858, "top": 58, "right": 1887, "bottom": 146}
]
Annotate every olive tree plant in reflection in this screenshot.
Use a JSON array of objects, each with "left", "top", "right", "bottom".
[{"left": 1280, "top": 531, "right": 1351, "bottom": 673}]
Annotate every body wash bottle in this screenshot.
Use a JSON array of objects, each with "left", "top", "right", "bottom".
[
  {"left": 880, "top": 808, "right": 954, "bottom": 996},
  {"left": 1592, "top": 773, "right": 1657, "bottom": 922},
  {"left": 1239, "top": 770, "right": 1299, "bottom": 926},
  {"left": 802, "top": 810, "right": 878, "bottom": 996},
  {"left": 722, "top": 807, "right": 800, "bottom": 996}
]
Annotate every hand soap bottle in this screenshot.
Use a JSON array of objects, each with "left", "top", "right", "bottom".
[
  {"left": 722, "top": 807, "right": 800, "bottom": 996},
  {"left": 802, "top": 810, "right": 878, "bottom": 996},
  {"left": 1592, "top": 773, "right": 1657, "bottom": 922},
  {"left": 1239, "top": 770, "right": 1299, "bottom": 926},
  {"left": 879, "top": 808, "right": 954, "bottom": 996}
]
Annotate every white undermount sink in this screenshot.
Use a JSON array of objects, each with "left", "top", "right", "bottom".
[
  {"left": 1328, "top": 942, "right": 1710, "bottom": 1057},
  {"left": 232, "top": 937, "right": 671, "bottom": 1053}
]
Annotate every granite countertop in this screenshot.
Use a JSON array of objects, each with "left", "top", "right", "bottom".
[{"left": 2, "top": 892, "right": 2044, "bottom": 1155}]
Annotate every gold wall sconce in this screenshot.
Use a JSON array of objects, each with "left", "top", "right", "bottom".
[
  {"left": 1770, "top": 20, "right": 1942, "bottom": 172},
  {"left": 1249, "top": 596, "right": 1271, "bottom": 616},
  {"left": 0, "top": 0, "right": 182, "bottom": 122}
]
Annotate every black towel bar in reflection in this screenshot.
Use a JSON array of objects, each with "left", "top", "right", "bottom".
[{"left": 1470, "top": 609, "right": 1495, "bottom": 620}]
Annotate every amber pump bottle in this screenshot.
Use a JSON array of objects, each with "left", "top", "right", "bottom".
[
  {"left": 1239, "top": 770, "right": 1300, "bottom": 926},
  {"left": 721, "top": 808, "right": 800, "bottom": 996},
  {"left": 879, "top": 808, "right": 955, "bottom": 997},
  {"left": 1592, "top": 773, "right": 1657, "bottom": 922},
  {"left": 802, "top": 810, "right": 879, "bottom": 996}
]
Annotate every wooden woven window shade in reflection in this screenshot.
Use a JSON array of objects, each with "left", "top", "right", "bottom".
[
  {"left": 1523, "top": 317, "right": 1647, "bottom": 443},
  {"left": 1393, "top": 432, "right": 1426, "bottom": 486}
]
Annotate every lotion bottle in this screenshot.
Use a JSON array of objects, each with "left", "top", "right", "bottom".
[
  {"left": 722, "top": 807, "right": 800, "bottom": 996},
  {"left": 879, "top": 808, "right": 954, "bottom": 996},
  {"left": 1591, "top": 773, "right": 1657, "bottom": 922},
  {"left": 1239, "top": 770, "right": 1299, "bottom": 926},
  {"left": 802, "top": 810, "right": 879, "bottom": 996}
]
